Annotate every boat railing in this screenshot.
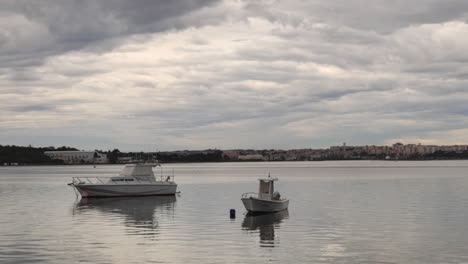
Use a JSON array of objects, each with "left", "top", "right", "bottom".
[
  {"left": 242, "top": 192, "right": 257, "bottom": 198},
  {"left": 242, "top": 192, "right": 273, "bottom": 200},
  {"left": 71, "top": 177, "right": 104, "bottom": 185},
  {"left": 157, "top": 175, "right": 175, "bottom": 182},
  {"left": 71, "top": 175, "right": 175, "bottom": 185}
]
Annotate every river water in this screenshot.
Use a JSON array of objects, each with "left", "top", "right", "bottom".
[{"left": 1, "top": 161, "right": 468, "bottom": 263}]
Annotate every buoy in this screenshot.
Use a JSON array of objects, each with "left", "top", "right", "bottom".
[{"left": 230, "top": 209, "right": 236, "bottom": 218}]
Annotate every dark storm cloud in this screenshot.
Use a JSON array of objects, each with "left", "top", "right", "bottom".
[
  {"left": 245, "top": 0, "right": 468, "bottom": 32},
  {"left": 0, "top": 0, "right": 220, "bottom": 68}
]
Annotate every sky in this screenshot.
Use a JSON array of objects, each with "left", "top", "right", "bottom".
[{"left": 1, "top": 0, "right": 468, "bottom": 151}]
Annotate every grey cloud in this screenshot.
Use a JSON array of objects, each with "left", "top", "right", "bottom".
[
  {"left": 12, "top": 104, "right": 55, "bottom": 112},
  {"left": 245, "top": 0, "right": 468, "bottom": 33},
  {"left": 6, "top": 0, "right": 220, "bottom": 38},
  {"left": 0, "top": 0, "right": 221, "bottom": 68},
  {"left": 6, "top": 69, "right": 41, "bottom": 82}
]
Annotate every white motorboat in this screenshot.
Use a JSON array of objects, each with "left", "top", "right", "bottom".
[
  {"left": 241, "top": 175, "right": 289, "bottom": 213},
  {"left": 68, "top": 163, "right": 177, "bottom": 198}
]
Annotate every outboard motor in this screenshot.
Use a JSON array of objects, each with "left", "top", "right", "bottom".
[{"left": 273, "top": 191, "right": 281, "bottom": 200}]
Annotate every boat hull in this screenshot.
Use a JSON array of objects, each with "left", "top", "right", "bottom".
[
  {"left": 72, "top": 183, "right": 177, "bottom": 198},
  {"left": 241, "top": 197, "right": 289, "bottom": 213}
]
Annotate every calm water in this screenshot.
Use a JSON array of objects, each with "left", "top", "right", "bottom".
[{"left": 1, "top": 161, "right": 468, "bottom": 264}]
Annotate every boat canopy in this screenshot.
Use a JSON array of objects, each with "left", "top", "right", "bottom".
[
  {"left": 119, "top": 164, "right": 156, "bottom": 180},
  {"left": 258, "top": 177, "right": 278, "bottom": 182}
]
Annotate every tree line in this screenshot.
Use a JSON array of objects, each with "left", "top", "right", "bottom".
[
  {"left": 2, "top": 144, "right": 468, "bottom": 166},
  {"left": 0, "top": 145, "right": 77, "bottom": 165}
]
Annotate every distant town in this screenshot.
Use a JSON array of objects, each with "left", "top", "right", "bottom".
[{"left": 2, "top": 142, "right": 468, "bottom": 165}]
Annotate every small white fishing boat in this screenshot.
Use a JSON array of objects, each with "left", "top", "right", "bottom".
[
  {"left": 241, "top": 175, "right": 289, "bottom": 213},
  {"left": 68, "top": 163, "right": 177, "bottom": 198}
]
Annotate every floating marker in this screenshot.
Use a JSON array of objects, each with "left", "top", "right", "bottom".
[{"left": 230, "top": 209, "right": 236, "bottom": 218}]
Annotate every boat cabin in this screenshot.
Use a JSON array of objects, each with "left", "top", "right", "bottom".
[
  {"left": 117, "top": 164, "right": 157, "bottom": 181},
  {"left": 258, "top": 177, "right": 279, "bottom": 200}
]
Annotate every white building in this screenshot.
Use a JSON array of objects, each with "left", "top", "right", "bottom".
[
  {"left": 238, "top": 154, "right": 264, "bottom": 161},
  {"left": 44, "top": 151, "right": 108, "bottom": 164}
]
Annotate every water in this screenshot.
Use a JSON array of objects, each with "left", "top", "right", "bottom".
[{"left": 1, "top": 161, "right": 468, "bottom": 263}]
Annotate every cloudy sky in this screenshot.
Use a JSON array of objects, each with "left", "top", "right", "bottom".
[{"left": 1, "top": 0, "right": 468, "bottom": 151}]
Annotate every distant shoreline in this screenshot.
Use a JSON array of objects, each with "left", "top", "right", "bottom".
[
  {"left": 3, "top": 144, "right": 468, "bottom": 166},
  {"left": 2, "top": 158, "right": 468, "bottom": 167}
]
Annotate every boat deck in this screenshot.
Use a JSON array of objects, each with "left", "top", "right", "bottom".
[{"left": 70, "top": 176, "right": 175, "bottom": 185}]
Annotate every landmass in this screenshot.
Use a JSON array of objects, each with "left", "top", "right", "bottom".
[{"left": 2, "top": 142, "right": 468, "bottom": 165}]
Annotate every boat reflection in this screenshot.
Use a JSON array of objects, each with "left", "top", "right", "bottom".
[
  {"left": 242, "top": 210, "right": 289, "bottom": 247},
  {"left": 74, "top": 196, "right": 176, "bottom": 234}
]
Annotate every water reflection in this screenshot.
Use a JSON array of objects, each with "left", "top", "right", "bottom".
[
  {"left": 74, "top": 196, "right": 176, "bottom": 233},
  {"left": 242, "top": 210, "right": 288, "bottom": 247}
]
